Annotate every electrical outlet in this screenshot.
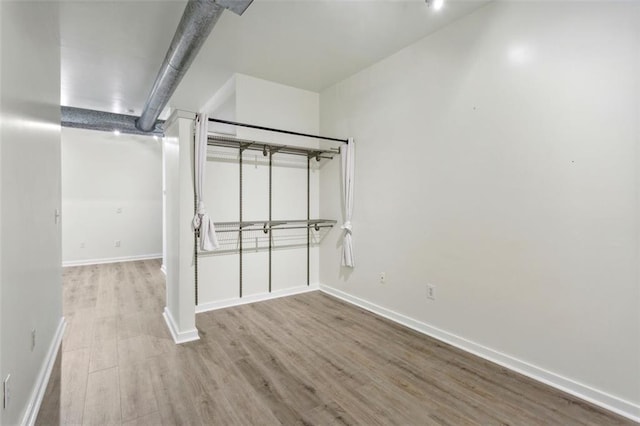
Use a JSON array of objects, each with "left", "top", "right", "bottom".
[
  {"left": 80, "top": 242, "right": 85, "bottom": 249},
  {"left": 116, "top": 207, "right": 122, "bottom": 214},
  {"left": 3, "top": 374, "right": 10, "bottom": 409},
  {"left": 31, "top": 329, "right": 36, "bottom": 351},
  {"left": 379, "top": 272, "right": 386, "bottom": 284},
  {"left": 427, "top": 284, "right": 436, "bottom": 300},
  {"left": 115, "top": 240, "right": 121, "bottom": 247}
]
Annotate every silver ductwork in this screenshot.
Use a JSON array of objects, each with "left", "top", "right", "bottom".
[
  {"left": 135, "top": 0, "right": 253, "bottom": 132},
  {"left": 62, "top": 106, "right": 164, "bottom": 137}
]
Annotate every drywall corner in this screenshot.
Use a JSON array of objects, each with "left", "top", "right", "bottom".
[{"left": 200, "top": 74, "right": 236, "bottom": 114}]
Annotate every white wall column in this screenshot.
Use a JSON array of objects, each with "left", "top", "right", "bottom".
[{"left": 163, "top": 110, "right": 199, "bottom": 343}]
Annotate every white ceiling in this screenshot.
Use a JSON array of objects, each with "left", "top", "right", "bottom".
[{"left": 60, "top": 0, "right": 489, "bottom": 116}]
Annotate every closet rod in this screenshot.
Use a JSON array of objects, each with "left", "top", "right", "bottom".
[{"left": 209, "top": 117, "right": 348, "bottom": 144}]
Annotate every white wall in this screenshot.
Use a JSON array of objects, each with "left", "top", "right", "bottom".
[
  {"left": 197, "top": 74, "right": 333, "bottom": 308},
  {"left": 0, "top": 2, "right": 63, "bottom": 424},
  {"left": 320, "top": 1, "right": 639, "bottom": 419},
  {"left": 62, "top": 127, "right": 162, "bottom": 265}
]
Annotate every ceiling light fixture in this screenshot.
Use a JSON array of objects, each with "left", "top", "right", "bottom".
[{"left": 427, "top": 0, "right": 444, "bottom": 11}]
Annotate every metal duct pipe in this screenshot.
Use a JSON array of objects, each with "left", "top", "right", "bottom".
[
  {"left": 136, "top": 0, "right": 253, "bottom": 132},
  {"left": 62, "top": 106, "right": 164, "bottom": 137}
]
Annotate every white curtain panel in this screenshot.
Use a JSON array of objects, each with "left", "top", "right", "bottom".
[
  {"left": 192, "top": 113, "right": 219, "bottom": 251},
  {"left": 341, "top": 138, "right": 355, "bottom": 267}
]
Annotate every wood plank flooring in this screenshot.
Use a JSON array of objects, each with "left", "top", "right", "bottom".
[{"left": 36, "top": 260, "right": 635, "bottom": 425}]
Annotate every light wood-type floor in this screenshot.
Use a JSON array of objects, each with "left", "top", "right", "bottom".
[{"left": 36, "top": 260, "right": 635, "bottom": 425}]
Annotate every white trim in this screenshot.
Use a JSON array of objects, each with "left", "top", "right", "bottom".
[
  {"left": 21, "top": 317, "right": 66, "bottom": 426},
  {"left": 196, "top": 284, "right": 320, "bottom": 313},
  {"left": 319, "top": 285, "right": 640, "bottom": 423},
  {"left": 162, "top": 307, "right": 199, "bottom": 344},
  {"left": 160, "top": 264, "right": 166, "bottom": 275},
  {"left": 62, "top": 253, "right": 162, "bottom": 267}
]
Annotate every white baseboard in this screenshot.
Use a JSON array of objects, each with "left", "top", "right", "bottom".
[
  {"left": 319, "top": 285, "right": 640, "bottom": 423},
  {"left": 162, "top": 307, "right": 199, "bottom": 344},
  {"left": 22, "top": 317, "right": 66, "bottom": 426},
  {"left": 62, "top": 253, "right": 162, "bottom": 267},
  {"left": 196, "top": 284, "right": 320, "bottom": 314}
]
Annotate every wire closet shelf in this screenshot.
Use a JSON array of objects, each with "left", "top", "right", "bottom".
[
  {"left": 213, "top": 219, "right": 337, "bottom": 234},
  {"left": 207, "top": 134, "right": 340, "bottom": 160}
]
